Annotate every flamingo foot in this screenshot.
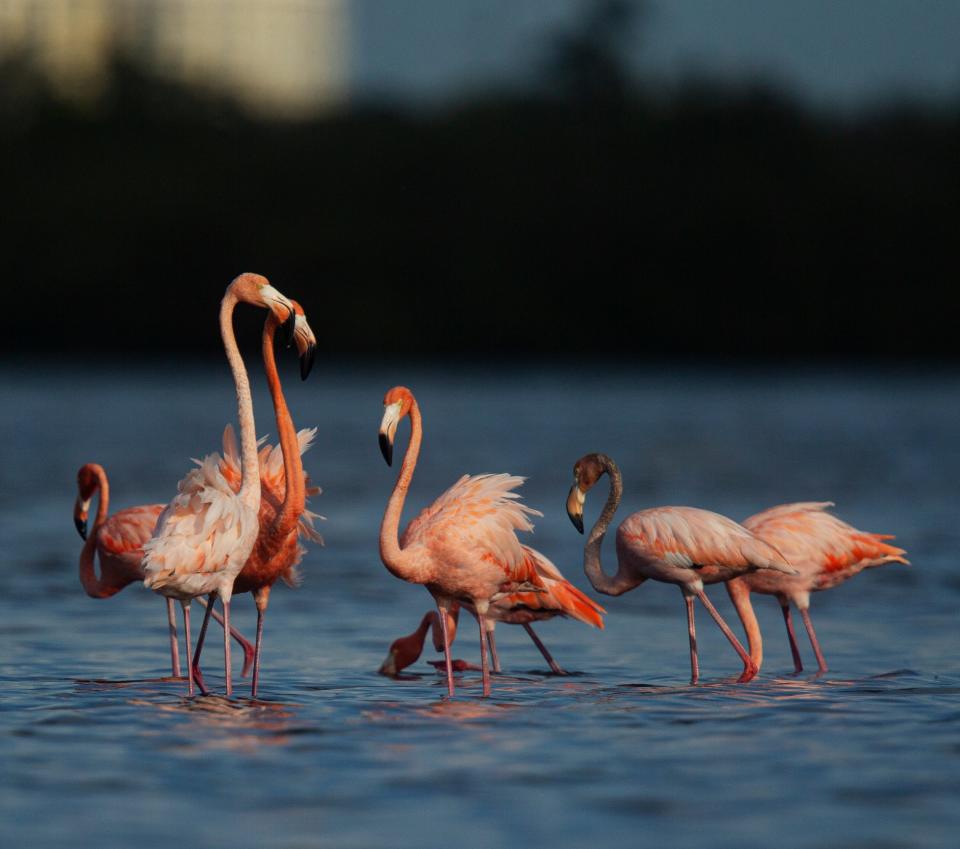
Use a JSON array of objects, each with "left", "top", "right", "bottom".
[
  {"left": 191, "top": 664, "right": 211, "bottom": 696},
  {"left": 737, "top": 661, "right": 760, "bottom": 684}
]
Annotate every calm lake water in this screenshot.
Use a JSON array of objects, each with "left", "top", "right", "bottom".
[{"left": 1, "top": 362, "right": 958, "bottom": 849}]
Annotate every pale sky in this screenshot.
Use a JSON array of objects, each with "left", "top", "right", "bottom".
[{"left": 350, "top": 0, "right": 960, "bottom": 108}]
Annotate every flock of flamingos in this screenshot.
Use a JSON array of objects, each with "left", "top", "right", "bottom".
[{"left": 74, "top": 274, "right": 910, "bottom": 700}]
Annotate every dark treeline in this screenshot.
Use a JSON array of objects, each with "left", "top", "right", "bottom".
[{"left": 2, "top": 5, "right": 958, "bottom": 361}]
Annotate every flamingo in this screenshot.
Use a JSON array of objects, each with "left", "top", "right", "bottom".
[
  {"left": 565, "top": 452, "right": 796, "bottom": 684},
  {"left": 191, "top": 301, "right": 323, "bottom": 697},
  {"left": 380, "top": 572, "right": 600, "bottom": 677},
  {"left": 74, "top": 464, "right": 254, "bottom": 677},
  {"left": 142, "top": 273, "right": 297, "bottom": 697},
  {"left": 377, "top": 386, "right": 604, "bottom": 698},
  {"left": 726, "top": 502, "right": 909, "bottom": 675}
]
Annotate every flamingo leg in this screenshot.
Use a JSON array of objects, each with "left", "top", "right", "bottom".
[
  {"left": 684, "top": 593, "right": 699, "bottom": 684},
  {"left": 251, "top": 608, "right": 265, "bottom": 699},
  {"left": 166, "top": 598, "right": 181, "bottom": 678},
  {"left": 695, "top": 589, "right": 759, "bottom": 683},
  {"left": 182, "top": 602, "right": 194, "bottom": 697},
  {"left": 477, "top": 611, "right": 491, "bottom": 698},
  {"left": 197, "top": 595, "right": 256, "bottom": 677},
  {"left": 799, "top": 607, "right": 828, "bottom": 674},
  {"left": 437, "top": 601, "right": 456, "bottom": 698},
  {"left": 780, "top": 603, "right": 804, "bottom": 673},
  {"left": 223, "top": 598, "right": 233, "bottom": 697},
  {"left": 523, "top": 623, "right": 566, "bottom": 675},
  {"left": 485, "top": 625, "right": 501, "bottom": 673},
  {"left": 191, "top": 593, "right": 216, "bottom": 695}
]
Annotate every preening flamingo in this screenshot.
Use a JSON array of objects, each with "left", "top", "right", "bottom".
[
  {"left": 191, "top": 302, "right": 322, "bottom": 697},
  {"left": 726, "top": 502, "right": 909, "bottom": 675},
  {"left": 378, "top": 386, "right": 604, "bottom": 698},
  {"left": 380, "top": 558, "right": 604, "bottom": 677},
  {"left": 142, "top": 273, "right": 296, "bottom": 696},
  {"left": 566, "top": 453, "right": 796, "bottom": 684},
  {"left": 74, "top": 464, "right": 255, "bottom": 677}
]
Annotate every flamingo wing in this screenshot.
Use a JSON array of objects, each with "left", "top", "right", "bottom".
[
  {"left": 97, "top": 504, "right": 164, "bottom": 566},
  {"left": 620, "top": 506, "right": 794, "bottom": 573},
  {"left": 142, "top": 456, "right": 258, "bottom": 594},
  {"left": 401, "top": 473, "right": 542, "bottom": 571},
  {"left": 743, "top": 502, "right": 909, "bottom": 574}
]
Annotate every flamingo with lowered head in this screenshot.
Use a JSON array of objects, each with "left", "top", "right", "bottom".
[
  {"left": 74, "top": 464, "right": 254, "bottom": 677},
  {"left": 191, "top": 301, "right": 323, "bottom": 697},
  {"left": 377, "top": 386, "right": 604, "bottom": 698},
  {"left": 726, "top": 502, "right": 909, "bottom": 675},
  {"left": 142, "top": 273, "right": 296, "bottom": 697},
  {"left": 566, "top": 452, "right": 796, "bottom": 684}
]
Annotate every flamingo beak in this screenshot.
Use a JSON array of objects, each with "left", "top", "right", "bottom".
[
  {"left": 260, "top": 285, "right": 296, "bottom": 345},
  {"left": 300, "top": 342, "right": 315, "bottom": 381},
  {"left": 566, "top": 484, "right": 586, "bottom": 534},
  {"left": 282, "top": 307, "right": 296, "bottom": 347},
  {"left": 378, "top": 649, "right": 399, "bottom": 677},
  {"left": 379, "top": 402, "right": 402, "bottom": 467},
  {"left": 74, "top": 497, "right": 89, "bottom": 540}
]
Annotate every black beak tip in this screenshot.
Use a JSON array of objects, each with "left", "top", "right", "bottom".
[
  {"left": 379, "top": 432, "right": 393, "bottom": 467},
  {"left": 568, "top": 512, "right": 584, "bottom": 535},
  {"left": 75, "top": 517, "right": 87, "bottom": 540},
  {"left": 300, "top": 344, "right": 315, "bottom": 381},
  {"left": 283, "top": 309, "right": 296, "bottom": 348}
]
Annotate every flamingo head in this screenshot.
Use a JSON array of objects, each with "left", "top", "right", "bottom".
[
  {"left": 74, "top": 463, "right": 103, "bottom": 540},
  {"left": 228, "top": 272, "right": 296, "bottom": 344},
  {"left": 378, "top": 632, "right": 424, "bottom": 676},
  {"left": 288, "top": 300, "right": 317, "bottom": 381},
  {"left": 379, "top": 386, "right": 415, "bottom": 467},
  {"left": 566, "top": 453, "right": 606, "bottom": 534}
]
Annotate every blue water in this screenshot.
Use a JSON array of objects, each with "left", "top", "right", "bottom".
[{"left": 1, "top": 363, "right": 958, "bottom": 849}]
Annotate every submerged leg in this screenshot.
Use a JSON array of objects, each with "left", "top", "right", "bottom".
[
  {"left": 523, "top": 623, "right": 566, "bottom": 675},
  {"left": 166, "top": 598, "right": 181, "bottom": 678},
  {"left": 799, "top": 607, "right": 828, "bottom": 673},
  {"left": 780, "top": 602, "right": 804, "bottom": 673},
  {"left": 684, "top": 592, "right": 699, "bottom": 684},
  {"left": 191, "top": 592, "right": 216, "bottom": 694},
  {"left": 198, "top": 595, "right": 256, "bottom": 677},
  {"left": 696, "top": 589, "right": 758, "bottom": 683},
  {"left": 251, "top": 586, "right": 271, "bottom": 698}
]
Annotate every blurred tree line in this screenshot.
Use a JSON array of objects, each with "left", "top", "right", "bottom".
[{"left": 1, "top": 0, "right": 957, "bottom": 361}]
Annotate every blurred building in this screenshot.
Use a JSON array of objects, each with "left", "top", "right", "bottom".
[{"left": 0, "top": 0, "right": 348, "bottom": 116}]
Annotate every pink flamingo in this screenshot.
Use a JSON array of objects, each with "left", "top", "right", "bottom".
[
  {"left": 378, "top": 386, "right": 604, "bottom": 698},
  {"left": 191, "top": 302, "right": 322, "bottom": 697},
  {"left": 380, "top": 558, "right": 604, "bottom": 677},
  {"left": 74, "top": 465, "right": 254, "bottom": 677},
  {"left": 142, "top": 273, "right": 296, "bottom": 696},
  {"left": 566, "top": 452, "right": 796, "bottom": 684},
  {"left": 726, "top": 502, "right": 909, "bottom": 675}
]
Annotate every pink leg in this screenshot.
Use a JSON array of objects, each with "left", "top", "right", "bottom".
[
  {"left": 166, "top": 598, "right": 181, "bottom": 678},
  {"left": 780, "top": 603, "right": 804, "bottom": 673},
  {"left": 684, "top": 593, "right": 699, "bottom": 684},
  {"left": 523, "top": 623, "right": 566, "bottom": 674},
  {"left": 477, "top": 614, "right": 491, "bottom": 698},
  {"left": 251, "top": 608, "right": 264, "bottom": 699},
  {"left": 223, "top": 598, "right": 232, "bottom": 697},
  {"left": 182, "top": 603, "right": 194, "bottom": 697},
  {"left": 198, "top": 595, "right": 255, "bottom": 677},
  {"left": 799, "top": 608, "right": 828, "bottom": 673},
  {"left": 486, "top": 628, "right": 501, "bottom": 673},
  {"left": 191, "top": 593, "right": 216, "bottom": 695},
  {"left": 696, "top": 589, "right": 758, "bottom": 683},
  {"left": 437, "top": 602, "right": 456, "bottom": 698}
]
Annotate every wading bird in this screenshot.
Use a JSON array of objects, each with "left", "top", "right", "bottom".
[
  {"left": 74, "top": 464, "right": 254, "bottom": 677},
  {"left": 378, "top": 386, "right": 604, "bottom": 698},
  {"left": 726, "top": 502, "right": 908, "bottom": 675},
  {"left": 142, "top": 273, "right": 297, "bottom": 696},
  {"left": 191, "top": 302, "right": 322, "bottom": 697},
  {"left": 566, "top": 452, "right": 796, "bottom": 684}
]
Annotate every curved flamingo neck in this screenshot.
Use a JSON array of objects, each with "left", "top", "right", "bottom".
[
  {"left": 78, "top": 469, "right": 122, "bottom": 598},
  {"left": 583, "top": 455, "right": 634, "bottom": 596},
  {"left": 726, "top": 578, "right": 763, "bottom": 667},
  {"left": 261, "top": 315, "right": 304, "bottom": 538},
  {"left": 379, "top": 399, "right": 425, "bottom": 582},
  {"left": 220, "top": 289, "right": 261, "bottom": 512}
]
